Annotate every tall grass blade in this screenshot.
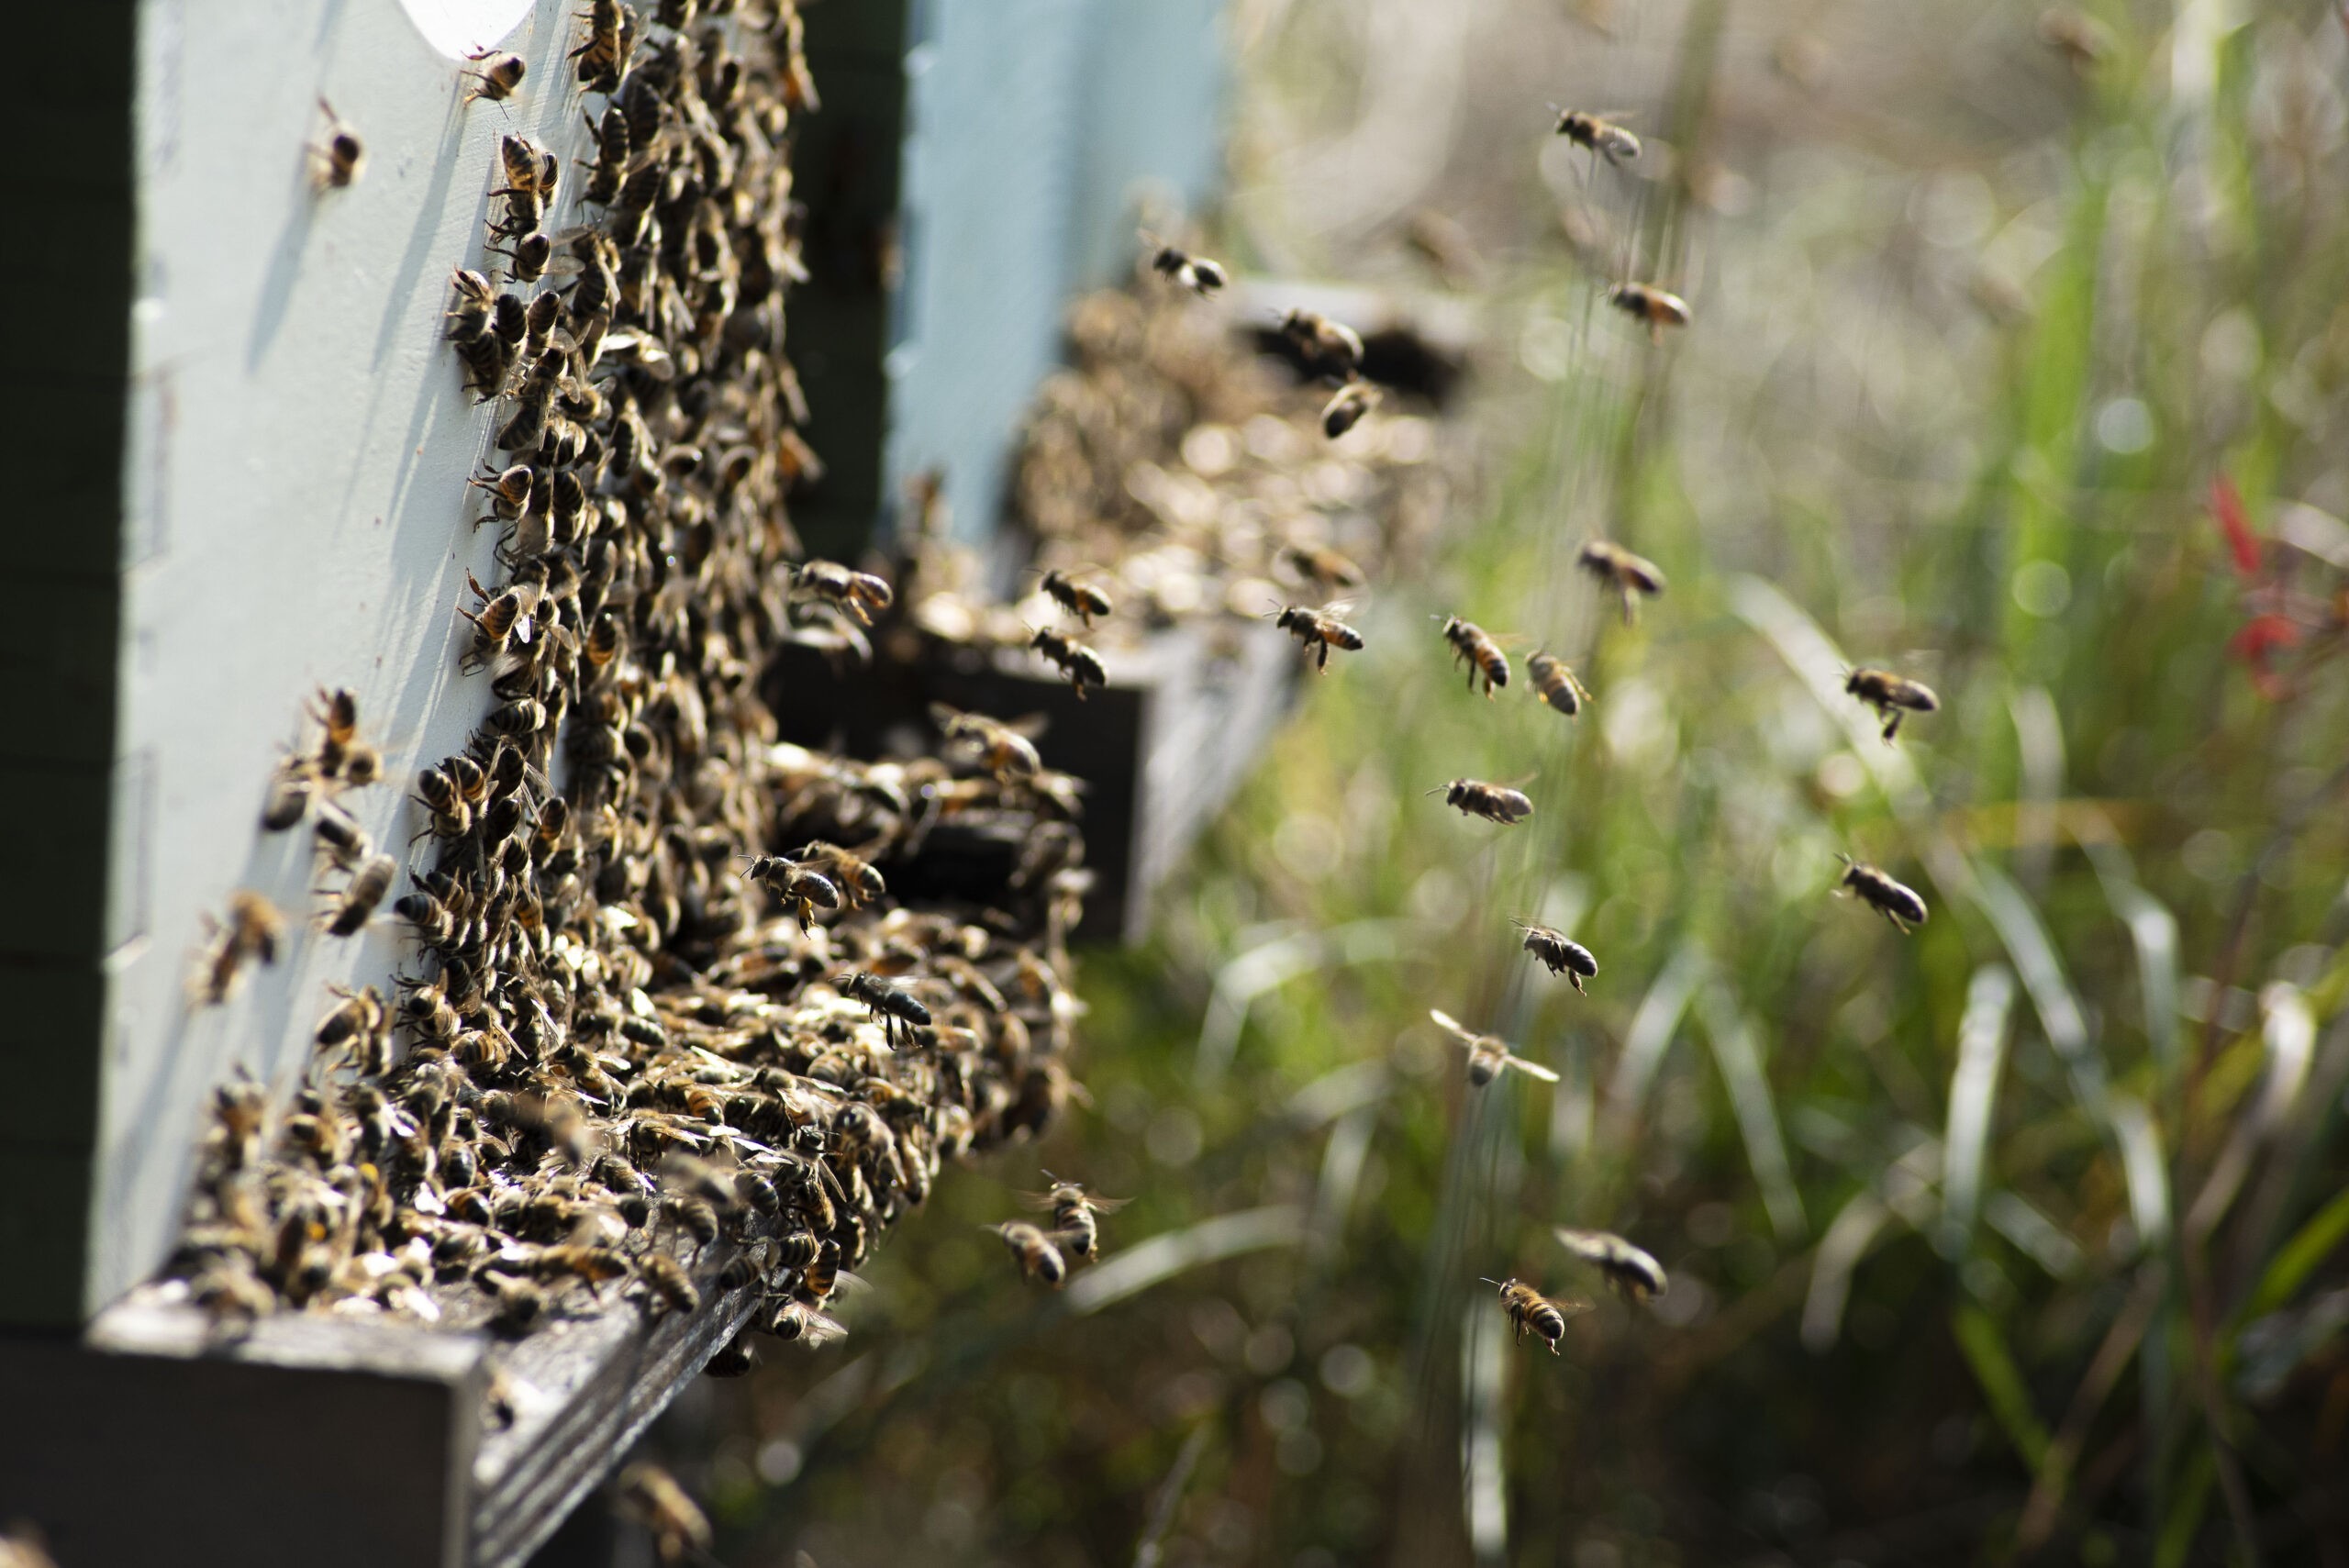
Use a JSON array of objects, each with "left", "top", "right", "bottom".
[
  {"left": 1952, "top": 1303, "right": 2051, "bottom": 1468},
  {"left": 1941, "top": 964, "right": 2018, "bottom": 1256},
  {"left": 1603, "top": 940, "right": 1705, "bottom": 1140},
  {"left": 2087, "top": 840, "right": 2182, "bottom": 1074},
  {"left": 2186, "top": 983, "right": 2317, "bottom": 1242},
  {"left": 2111, "top": 1095, "right": 2173, "bottom": 1253},
  {"left": 1066, "top": 1207, "right": 1308, "bottom": 1315},
  {"left": 2247, "top": 1187, "right": 2349, "bottom": 1318},
  {"left": 1695, "top": 983, "right": 1806, "bottom": 1242},
  {"left": 1803, "top": 1189, "right": 1891, "bottom": 1352},
  {"left": 1986, "top": 1191, "right": 2087, "bottom": 1279},
  {"left": 1458, "top": 1294, "right": 1508, "bottom": 1564},
  {"left": 1966, "top": 859, "right": 2109, "bottom": 1125},
  {"left": 1194, "top": 919, "right": 1409, "bottom": 1084},
  {"left": 2009, "top": 686, "right": 2065, "bottom": 892},
  {"left": 1725, "top": 573, "right": 1927, "bottom": 817}
]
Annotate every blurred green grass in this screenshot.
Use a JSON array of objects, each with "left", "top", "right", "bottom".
[{"left": 689, "top": 4, "right": 2349, "bottom": 1564}]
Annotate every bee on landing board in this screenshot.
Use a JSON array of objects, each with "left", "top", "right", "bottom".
[
  {"left": 1430, "top": 1009, "right": 1560, "bottom": 1086},
  {"left": 1576, "top": 540, "right": 1666, "bottom": 626},
  {"left": 1483, "top": 1276, "right": 1588, "bottom": 1354},
  {"left": 1432, "top": 778, "right": 1533, "bottom": 826},
  {"left": 1272, "top": 604, "right": 1364, "bottom": 672},
  {"left": 462, "top": 49, "right": 528, "bottom": 106},
  {"left": 1526, "top": 651, "right": 1591, "bottom": 716},
  {"left": 1514, "top": 920, "right": 1598, "bottom": 994},
  {"left": 1554, "top": 1227, "right": 1669, "bottom": 1303},
  {"left": 1836, "top": 856, "right": 1929, "bottom": 933},
  {"left": 1440, "top": 616, "right": 1509, "bottom": 696},
  {"left": 1843, "top": 667, "right": 1940, "bottom": 744}
]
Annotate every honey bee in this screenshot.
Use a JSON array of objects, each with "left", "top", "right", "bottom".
[
  {"left": 394, "top": 887, "right": 456, "bottom": 946},
  {"left": 1605, "top": 282, "right": 1690, "bottom": 343},
  {"left": 1272, "top": 604, "right": 1364, "bottom": 672},
  {"left": 1482, "top": 1276, "right": 1588, "bottom": 1354},
  {"left": 1441, "top": 617, "right": 1509, "bottom": 696},
  {"left": 704, "top": 1329, "right": 759, "bottom": 1377},
  {"left": 636, "top": 1253, "right": 701, "bottom": 1316},
  {"left": 1278, "top": 308, "right": 1365, "bottom": 381},
  {"left": 496, "top": 231, "right": 555, "bottom": 285},
  {"left": 1836, "top": 855, "right": 1928, "bottom": 934},
  {"left": 1277, "top": 543, "right": 1365, "bottom": 595},
  {"left": 310, "top": 685, "right": 361, "bottom": 773},
  {"left": 793, "top": 560, "right": 894, "bottom": 625},
  {"left": 462, "top": 49, "right": 528, "bottom": 106},
  {"left": 1320, "top": 382, "right": 1379, "bottom": 439},
  {"left": 311, "top": 799, "right": 372, "bottom": 868},
  {"left": 573, "top": 0, "right": 638, "bottom": 92},
  {"left": 1429, "top": 1008, "right": 1560, "bottom": 1086},
  {"left": 661, "top": 1194, "right": 723, "bottom": 1250},
  {"left": 1433, "top": 779, "right": 1533, "bottom": 825},
  {"left": 1513, "top": 920, "right": 1598, "bottom": 994},
  {"left": 525, "top": 1244, "right": 634, "bottom": 1293},
  {"left": 743, "top": 855, "right": 840, "bottom": 931},
  {"left": 1024, "top": 1174, "right": 1128, "bottom": 1262},
  {"left": 841, "top": 970, "right": 931, "bottom": 1048},
  {"left": 196, "top": 892, "right": 284, "bottom": 1005},
  {"left": 323, "top": 853, "right": 395, "bottom": 937},
  {"left": 1576, "top": 540, "right": 1666, "bottom": 626},
  {"left": 798, "top": 1238, "right": 842, "bottom": 1303},
  {"left": 1552, "top": 106, "right": 1641, "bottom": 165},
  {"left": 481, "top": 1271, "right": 549, "bottom": 1335},
  {"left": 309, "top": 97, "right": 366, "bottom": 190},
  {"left": 470, "top": 462, "right": 536, "bottom": 524},
  {"left": 1142, "top": 230, "right": 1227, "bottom": 295},
  {"left": 1040, "top": 569, "right": 1114, "bottom": 628},
  {"left": 315, "top": 984, "right": 392, "bottom": 1073},
  {"left": 261, "top": 763, "right": 315, "bottom": 830},
  {"left": 989, "top": 1221, "right": 1068, "bottom": 1288},
  {"left": 930, "top": 704, "right": 1042, "bottom": 778},
  {"left": 584, "top": 609, "right": 625, "bottom": 674},
  {"left": 459, "top": 574, "right": 527, "bottom": 673},
  {"left": 616, "top": 1463, "right": 712, "bottom": 1566},
  {"left": 1526, "top": 651, "right": 1590, "bottom": 716},
  {"left": 445, "top": 267, "right": 498, "bottom": 341},
  {"left": 767, "top": 1300, "right": 849, "bottom": 1347},
  {"left": 1028, "top": 627, "right": 1108, "bottom": 698},
  {"left": 1843, "top": 667, "right": 1940, "bottom": 744},
  {"left": 1553, "top": 1227, "right": 1668, "bottom": 1302},
  {"left": 787, "top": 841, "right": 887, "bottom": 907},
  {"left": 494, "top": 133, "right": 560, "bottom": 201}
]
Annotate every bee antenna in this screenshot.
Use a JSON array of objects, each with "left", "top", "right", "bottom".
[{"left": 1478, "top": 1276, "right": 1504, "bottom": 1287}]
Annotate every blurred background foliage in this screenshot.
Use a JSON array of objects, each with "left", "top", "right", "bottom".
[{"left": 655, "top": 0, "right": 2349, "bottom": 1562}]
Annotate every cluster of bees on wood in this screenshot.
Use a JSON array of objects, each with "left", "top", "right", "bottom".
[
  {"left": 906, "top": 283, "right": 1444, "bottom": 682},
  {"left": 153, "top": 0, "right": 1105, "bottom": 1396}
]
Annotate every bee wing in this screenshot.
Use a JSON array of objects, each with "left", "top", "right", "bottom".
[
  {"left": 793, "top": 1307, "right": 850, "bottom": 1346},
  {"left": 1553, "top": 1296, "right": 1597, "bottom": 1318},
  {"left": 1319, "top": 600, "right": 1357, "bottom": 619},
  {"left": 1502, "top": 1053, "right": 1561, "bottom": 1084},
  {"left": 1003, "top": 712, "right": 1052, "bottom": 740},
  {"left": 1015, "top": 1190, "right": 1059, "bottom": 1212},
  {"left": 1427, "top": 1008, "right": 1473, "bottom": 1041},
  {"left": 1553, "top": 1227, "right": 1612, "bottom": 1262},
  {"left": 1084, "top": 1194, "right": 1133, "bottom": 1214}
]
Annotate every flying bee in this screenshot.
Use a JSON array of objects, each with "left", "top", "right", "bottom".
[
  {"left": 1023, "top": 1175, "right": 1129, "bottom": 1262},
  {"left": 1553, "top": 1227, "right": 1669, "bottom": 1303},
  {"left": 311, "top": 799, "right": 373, "bottom": 868},
  {"left": 841, "top": 970, "right": 930, "bottom": 1048},
  {"left": 1526, "top": 651, "right": 1590, "bottom": 716},
  {"left": 742, "top": 855, "right": 840, "bottom": 932},
  {"left": 572, "top": 0, "right": 636, "bottom": 91},
  {"left": 1843, "top": 667, "right": 1940, "bottom": 744},
  {"left": 325, "top": 854, "right": 395, "bottom": 937},
  {"left": 766, "top": 1300, "right": 849, "bottom": 1347},
  {"left": 1278, "top": 308, "right": 1365, "bottom": 381},
  {"left": 1277, "top": 542, "right": 1365, "bottom": 595},
  {"left": 1320, "top": 382, "right": 1379, "bottom": 439},
  {"left": 1141, "top": 230, "right": 1228, "bottom": 295},
  {"left": 1605, "top": 282, "right": 1690, "bottom": 343},
  {"left": 1429, "top": 1008, "right": 1560, "bottom": 1086},
  {"left": 1434, "top": 779, "right": 1533, "bottom": 826},
  {"left": 930, "top": 704, "right": 1042, "bottom": 778},
  {"left": 1441, "top": 617, "right": 1509, "bottom": 696},
  {"left": 989, "top": 1221, "right": 1068, "bottom": 1288},
  {"left": 793, "top": 560, "right": 894, "bottom": 625},
  {"left": 309, "top": 97, "right": 366, "bottom": 189},
  {"left": 1553, "top": 106, "right": 1641, "bottom": 165},
  {"left": 617, "top": 1463, "right": 712, "bottom": 1567},
  {"left": 1836, "top": 855, "right": 1929, "bottom": 934},
  {"left": 1272, "top": 604, "right": 1364, "bottom": 672},
  {"left": 1040, "top": 569, "right": 1114, "bottom": 628},
  {"left": 788, "top": 841, "right": 886, "bottom": 907},
  {"left": 1029, "top": 627, "right": 1108, "bottom": 698},
  {"left": 462, "top": 49, "right": 528, "bottom": 105},
  {"left": 195, "top": 892, "right": 284, "bottom": 1005},
  {"left": 1483, "top": 1276, "right": 1588, "bottom": 1354},
  {"left": 1514, "top": 920, "right": 1598, "bottom": 994},
  {"left": 310, "top": 685, "right": 361, "bottom": 773},
  {"left": 1576, "top": 540, "right": 1666, "bottom": 626}
]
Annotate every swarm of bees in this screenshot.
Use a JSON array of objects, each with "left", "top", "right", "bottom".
[{"left": 150, "top": 6, "right": 1102, "bottom": 1404}]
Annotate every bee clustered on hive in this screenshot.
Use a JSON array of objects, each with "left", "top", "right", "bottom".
[
  {"left": 904, "top": 284, "right": 1451, "bottom": 654},
  {"left": 149, "top": 2, "right": 1090, "bottom": 1382}
]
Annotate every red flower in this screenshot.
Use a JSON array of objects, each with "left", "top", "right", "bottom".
[
  {"left": 2226, "top": 614, "right": 2300, "bottom": 701},
  {"left": 2210, "top": 474, "right": 2261, "bottom": 579}
]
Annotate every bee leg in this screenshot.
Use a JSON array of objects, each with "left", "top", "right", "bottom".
[
  {"left": 1568, "top": 974, "right": 1585, "bottom": 995},
  {"left": 1317, "top": 641, "right": 1330, "bottom": 673},
  {"left": 1882, "top": 712, "right": 1902, "bottom": 745}
]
